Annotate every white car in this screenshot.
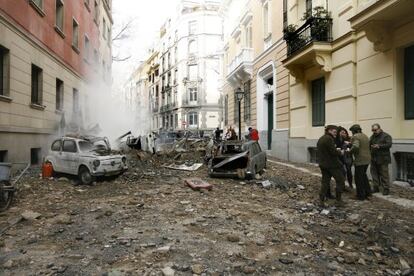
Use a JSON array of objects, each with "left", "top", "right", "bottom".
[{"left": 45, "top": 136, "right": 128, "bottom": 185}]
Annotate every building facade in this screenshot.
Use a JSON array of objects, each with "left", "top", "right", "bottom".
[
  {"left": 283, "top": 0, "right": 414, "bottom": 182},
  {"left": 0, "top": 0, "right": 112, "bottom": 164},
  {"left": 130, "top": 0, "right": 223, "bottom": 133},
  {"left": 221, "top": 0, "right": 290, "bottom": 158}
]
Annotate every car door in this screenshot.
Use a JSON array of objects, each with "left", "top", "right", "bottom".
[
  {"left": 255, "top": 143, "right": 266, "bottom": 170},
  {"left": 62, "top": 139, "right": 79, "bottom": 175},
  {"left": 249, "top": 143, "right": 259, "bottom": 171},
  {"left": 50, "top": 139, "right": 63, "bottom": 172}
]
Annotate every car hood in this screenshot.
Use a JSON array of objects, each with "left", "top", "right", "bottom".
[{"left": 79, "top": 152, "right": 124, "bottom": 160}]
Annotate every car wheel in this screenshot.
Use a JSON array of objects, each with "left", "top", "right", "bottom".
[
  {"left": 78, "top": 166, "right": 94, "bottom": 185},
  {"left": 247, "top": 165, "right": 256, "bottom": 180}
]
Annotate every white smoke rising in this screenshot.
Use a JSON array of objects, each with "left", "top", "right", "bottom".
[{"left": 82, "top": 77, "right": 149, "bottom": 147}]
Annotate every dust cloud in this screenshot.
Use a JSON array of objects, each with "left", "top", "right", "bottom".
[{"left": 79, "top": 78, "right": 151, "bottom": 146}]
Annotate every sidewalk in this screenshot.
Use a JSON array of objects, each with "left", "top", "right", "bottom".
[{"left": 267, "top": 157, "right": 414, "bottom": 210}]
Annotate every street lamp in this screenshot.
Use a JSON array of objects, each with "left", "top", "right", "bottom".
[{"left": 235, "top": 87, "right": 244, "bottom": 141}]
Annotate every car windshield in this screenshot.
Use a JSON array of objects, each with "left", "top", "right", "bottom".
[
  {"left": 221, "top": 143, "right": 248, "bottom": 154},
  {"left": 78, "top": 140, "right": 109, "bottom": 153},
  {"left": 78, "top": 141, "right": 94, "bottom": 152}
]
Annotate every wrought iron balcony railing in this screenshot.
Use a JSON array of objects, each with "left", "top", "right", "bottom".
[{"left": 284, "top": 17, "right": 333, "bottom": 58}]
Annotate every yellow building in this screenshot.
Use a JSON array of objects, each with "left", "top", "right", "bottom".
[
  {"left": 221, "top": 0, "right": 290, "bottom": 158},
  {"left": 284, "top": 0, "right": 414, "bottom": 182}
]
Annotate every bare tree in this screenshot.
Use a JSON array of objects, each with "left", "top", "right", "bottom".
[{"left": 112, "top": 18, "right": 135, "bottom": 62}]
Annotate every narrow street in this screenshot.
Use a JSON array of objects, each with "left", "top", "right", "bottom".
[{"left": 1, "top": 151, "right": 413, "bottom": 275}]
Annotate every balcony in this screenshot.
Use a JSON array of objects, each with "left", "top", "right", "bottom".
[
  {"left": 350, "top": 0, "right": 414, "bottom": 52},
  {"left": 226, "top": 48, "right": 253, "bottom": 87},
  {"left": 159, "top": 102, "right": 178, "bottom": 113},
  {"left": 282, "top": 17, "right": 333, "bottom": 80},
  {"left": 182, "top": 99, "right": 200, "bottom": 107},
  {"left": 285, "top": 17, "right": 332, "bottom": 57}
]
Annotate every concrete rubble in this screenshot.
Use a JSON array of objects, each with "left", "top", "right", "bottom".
[{"left": 0, "top": 148, "right": 413, "bottom": 275}]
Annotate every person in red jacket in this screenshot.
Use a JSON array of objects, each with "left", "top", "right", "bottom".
[{"left": 248, "top": 127, "right": 259, "bottom": 141}]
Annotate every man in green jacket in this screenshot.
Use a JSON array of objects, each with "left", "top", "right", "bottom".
[
  {"left": 317, "top": 125, "right": 345, "bottom": 207},
  {"left": 349, "top": 124, "right": 372, "bottom": 200},
  {"left": 370, "top": 124, "right": 393, "bottom": 195}
]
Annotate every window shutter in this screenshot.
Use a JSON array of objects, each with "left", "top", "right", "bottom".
[
  {"left": 312, "top": 78, "right": 325, "bottom": 127},
  {"left": 405, "top": 45, "right": 414, "bottom": 120}
]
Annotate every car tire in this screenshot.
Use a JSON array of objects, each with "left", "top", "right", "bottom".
[
  {"left": 247, "top": 165, "right": 256, "bottom": 180},
  {"left": 78, "top": 166, "right": 94, "bottom": 185}
]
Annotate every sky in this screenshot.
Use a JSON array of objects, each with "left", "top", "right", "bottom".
[{"left": 111, "top": 0, "right": 180, "bottom": 94}]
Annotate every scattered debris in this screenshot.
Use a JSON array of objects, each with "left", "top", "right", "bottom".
[
  {"left": 184, "top": 178, "right": 213, "bottom": 191},
  {"left": 164, "top": 163, "right": 203, "bottom": 171},
  {"left": 21, "top": 210, "right": 42, "bottom": 221}
]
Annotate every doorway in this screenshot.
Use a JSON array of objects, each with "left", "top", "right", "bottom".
[{"left": 267, "top": 93, "right": 273, "bottom": 149}]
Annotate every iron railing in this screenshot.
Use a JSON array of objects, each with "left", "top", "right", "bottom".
[{"left": 284, "top": 17, "right": 333, "bottom": 57}]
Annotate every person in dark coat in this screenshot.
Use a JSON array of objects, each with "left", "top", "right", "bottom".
[
  {"left": 349, "top": 124, "right": 372, "bottom": 200},
  {"left": 370, "top": 124, "right": 392, "bottom": 195},
  {"left": 317, "top": 125, "right": 346, "bottom": 207},
  {"left": 336, "top": 126, "right": 353, "bottom": 188}
]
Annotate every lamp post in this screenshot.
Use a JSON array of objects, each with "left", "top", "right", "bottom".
[{"left": 235, "top": 87, "right": 244, "bottom": 141}]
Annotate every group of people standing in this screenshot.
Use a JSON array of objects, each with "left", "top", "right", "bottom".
[
  {"left": 317, "top": 123, "right": 393, "bottom": 207},
  {"left": 214, "top": 126, "right": 260, "bottom": 142}
]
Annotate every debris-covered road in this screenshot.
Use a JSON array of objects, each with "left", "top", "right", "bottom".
[{"left": 1, "top": 152, "right": 413, "bottom": 276}]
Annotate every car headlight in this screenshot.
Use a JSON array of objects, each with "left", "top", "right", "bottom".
[
  {"left": 122, "top": 157, "right": 127, "bottom": 164},
  {"left": 93, "top": 160, "right": 100, "bottom": 168}
]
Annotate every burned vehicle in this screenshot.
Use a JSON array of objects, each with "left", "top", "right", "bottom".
[
  {"left": 45, "top": 136, "right": 128, "bottom": 185},
  {"left": 208, "top": 140, "right": 266, "bottom": 179}
]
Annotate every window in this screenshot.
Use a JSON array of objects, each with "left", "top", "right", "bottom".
[
  {"left": 30, "top": 148, "right": 41, "bottom": 165},
  {"left": 263, "top": 2, "right": 270, "bottom": 36},
  {"left": 395, "top": 152, "right": 414, "bottom": 182},
  {"left": 0, "top": 45, "right": 10, "bottom": 97},
  {"left": 311, "top": 78, "right": 325, "bottom": 127},
  {"left": 189, "top": 20, "right": 197, "bottom": 35},
  {"left": 306, "top": 0, "right": 313, "bottom": 18},
  {"left": 234, "top": 94, "right": 239, "bottom": 123},
  {"left": 107, "top": 27, "right": 111, "bottom": 44},
  {"left": 73, "top": 88, "right": 79, "bottom": 113},
  {"left": 283, "top": 0, "right": 288, "bottom": 28},
  {"left": 63, "top": 140, "right": 77, "bottom": 153},
  {"left": 174, "top": 47, "right": 178, "bottom": 62},
  {"left": 31, "top": 64, "right": 43, "bottom": 106},
  {"left": 84, "top": 0, "right": 90, "bottom": 10},
  {"left": 103, "top": 18, "right": 107, "bottom": 39},
  {"left": 189, "top": 88, "right": 197, "bottom": 102},
  {"left": 0, "top": 150, "right": 7, "bottom": 162},
  {"left": 175, "top": 114, "right": 178, "bottom": 128},
  {"left": 245, "top": 25, "right": 253, "bottom": 48},
  {"left": 56, "top": 78, "right": 64, "bottom": 111},
  {"left": 51, "top": 140, "right": 62, "bottom": 151},
  {"left": 188, "top": 40, "right": 197, "bottom": 54},
  {"left": 55, "top": 0, "right": 64, "bottom": 32},
  {"left": 404, "top": 45, "right": 414, "bottom": 120},
  {"left": 188, "top": 64, "right": 197, "bottom": 80},
  {"left": 72, "top": 19, "right": 79, "bottom": 49},
  {"left": 84, "top": 36, "right": 90, "bottom": 61},
  {"left": 94, "top": 1, "right": 99, "bottom": 23},
  {"left": 224, "top": 95, "right": 228, "bottom": 126},
  {"left": 29, "top": 0, "right": 44, "bottom": 15},
  {"left": 188, "top": 112, "right": 198, "bottom": 127},
  {"left": 243, "top": 81, "right": 251, "bottom": 122}
]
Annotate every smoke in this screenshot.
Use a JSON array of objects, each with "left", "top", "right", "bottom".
[{"left": 80, "top": 76, "right": 149, "bottom": 147}]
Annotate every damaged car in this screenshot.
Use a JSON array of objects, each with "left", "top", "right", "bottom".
[
  {"left": 208, "top": 140, "right": 266, "bottom": 179},
  {"left": 45, "top": 136, "right": 128, "bottom": 185}
]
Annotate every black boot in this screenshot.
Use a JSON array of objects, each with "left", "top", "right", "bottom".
[{"left": 335, "top": 192, "right": 345, "bottom": 207}]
